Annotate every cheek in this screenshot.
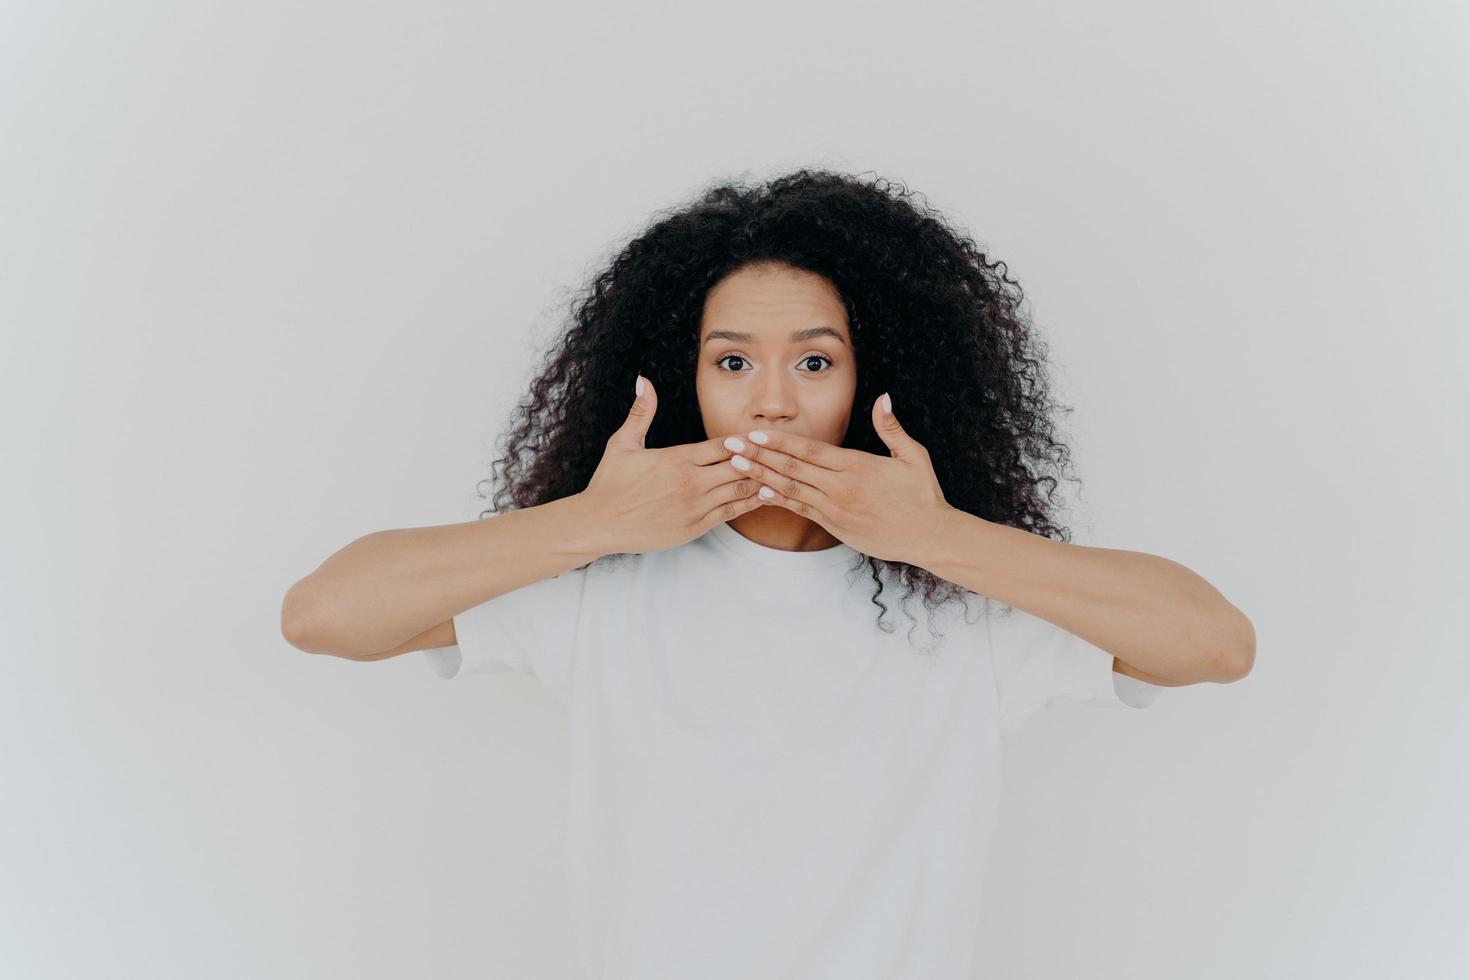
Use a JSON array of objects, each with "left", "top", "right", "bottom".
[
  {"left": 823, "top": 372, "right": 859, "bottom": 409},
  {"left": 693, "top": 370, "right": 728, "bottom": 425}
]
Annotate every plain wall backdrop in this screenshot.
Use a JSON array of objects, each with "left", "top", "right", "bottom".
[{"left": 3, "top": 0, "right": 1467, "bottom": 976}]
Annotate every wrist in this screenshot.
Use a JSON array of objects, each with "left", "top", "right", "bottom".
[
  {"left": 911, "top": 505, "right": 974, "bottom": 573},
  {"left": 552, "top": 491, "right": 613, "bottom": 562}
]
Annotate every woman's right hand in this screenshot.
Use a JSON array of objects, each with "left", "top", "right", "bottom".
[{"left": 577, "top": 374, "right": 771, "bottom": 556}]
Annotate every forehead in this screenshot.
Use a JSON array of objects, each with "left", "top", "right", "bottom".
[{"left": 700, "top": 264, "right": 849, "bottom": 342}]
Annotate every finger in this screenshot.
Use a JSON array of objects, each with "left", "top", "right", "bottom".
[
  {"left": 613, "top": 374, "right": 657, "bottom": 449},
  {"left": 870, "top": 391, "right": 922, "bottom": 461},
  {"left": 733, "top": 433, "right": 842, "bottom": 497},
  {"left": 695, "top": 457, "right": 762, "bottom": 497},
  {"left": 683, "top": 431, "right": 751, "bottom": 467},
  {"left": 698, "top": 478, "right": 771, "bottom": 529},
  {"left": 702, "top": 474, "right": 762, "bottom": 507},
  {"left": 746, "top": 477, "right": 830, "bottom": 526},
  {"left": 698, "top": 470, "right": 760, "bottom": 501},
  {"left": 725, "top": 451, "right": 835, "bottom": 511},
  {"left": 739, "top": 429, "right": 849, "bottom": 473}
]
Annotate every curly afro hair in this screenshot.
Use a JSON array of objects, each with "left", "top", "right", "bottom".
[{"left": 476, "top": 167, "right": 1082, "bottom": 649}]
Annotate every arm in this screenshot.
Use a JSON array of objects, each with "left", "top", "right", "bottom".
[
  {"left": 1111, "top": 655, "right": 1195, "bottom": 688},
  {"left": 280, "top": 492, "right": 607, "bottom": 660},
  {"left": 919, "top": 510, "right": 1255, "bottom": 685}
]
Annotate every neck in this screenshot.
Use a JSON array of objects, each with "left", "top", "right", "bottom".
[{"left": 725, "top": 511, "right": 840, "bottom": 552}]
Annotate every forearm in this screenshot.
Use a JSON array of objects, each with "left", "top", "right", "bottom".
[
  {"left": 281, "top": 492, "right": 607, "bottom": 659},
  {"left": 919, "top": 510, "right": 1253, "bottom": 684}
]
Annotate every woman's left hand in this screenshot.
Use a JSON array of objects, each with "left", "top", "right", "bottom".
[{"left": 722, "top": 392, "right": 958, "bottom": 566}]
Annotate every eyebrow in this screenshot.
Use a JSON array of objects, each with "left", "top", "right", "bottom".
[{"left": 701, "top": 326, "right": 848, "bottom": 348}]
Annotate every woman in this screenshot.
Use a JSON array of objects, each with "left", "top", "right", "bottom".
[{"left": 282, "top": 168, "right": 1255, "bottom": 979}]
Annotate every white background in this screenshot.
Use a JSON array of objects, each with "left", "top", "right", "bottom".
[{"left": 3, "top": 1, "right": 1466, "bottom": 977}]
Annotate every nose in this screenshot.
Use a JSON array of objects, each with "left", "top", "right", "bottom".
[{"left": 750, "top": 372, "right": 798, "bottom": 425}]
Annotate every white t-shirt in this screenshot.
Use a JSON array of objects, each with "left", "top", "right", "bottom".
[{"left": 423, "top": 518, "right": 1164, "bottom": 979}]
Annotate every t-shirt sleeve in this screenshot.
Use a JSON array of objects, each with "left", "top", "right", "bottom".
[
  {"left": 986, "top": 602, "right": 1165, "bottom": 739},
  {"left": 420, "top": 566, "right": 588, "bottom": 705}
]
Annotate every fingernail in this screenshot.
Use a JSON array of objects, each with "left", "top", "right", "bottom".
[
  {"left": 748, "top": 430, "right": 768, "bottom": 444},
  {"left": 635, "top": 375, "right": 645, "bottom": 396},
  {"left": 723, "top": 436, "right": 745, "bottom": 452},
  {"left": 882, "top": 393, "right": 892, "bottom": 415},
  {"left": 730, "top": 455, "right": 751, "bottom": 471}
]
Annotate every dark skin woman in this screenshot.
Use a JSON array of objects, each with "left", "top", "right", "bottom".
[
  {"left": 479, "top": 168, "right": 1254, "bottom": 681},
  {"left": 279, "top": 167, "right": 1253, "bottom": 980},
  {"left": 287, "top": 168, "right": 1252, "bottom": 683}
]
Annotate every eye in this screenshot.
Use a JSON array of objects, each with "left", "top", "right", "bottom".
[{"left": 714, "top": 354, "right": 835, "bottom": 374}]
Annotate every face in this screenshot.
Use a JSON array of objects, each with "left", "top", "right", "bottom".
[{"left": 695, "top": 262, "right": 858, "bottom": 452}]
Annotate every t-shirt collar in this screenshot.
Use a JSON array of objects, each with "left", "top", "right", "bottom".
[{"left": 705, "top": 520, "right": 859, "bottom": 569}]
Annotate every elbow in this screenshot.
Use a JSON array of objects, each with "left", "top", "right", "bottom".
[
  {"left": 281, "top": 595, "right": 312, "bottom": 651},
  {"left": 281, "top": 582, "right": 327, "bottom": 654},
  {"left": 1216, "top": 606, "right": 1256, "bottom": 682},
  {"left": 281, "top": 582, "right": 371, "bottom": 660},
  {"left": 282, "top": 614, "right": 313, "bottom": 652}
]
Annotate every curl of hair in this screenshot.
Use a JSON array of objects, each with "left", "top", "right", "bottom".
[{"left": 476, "top": 168, "right": 1082, "bottom": 652}]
